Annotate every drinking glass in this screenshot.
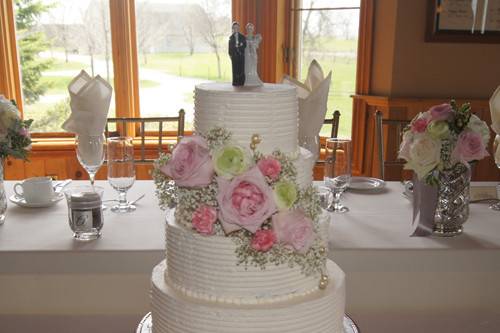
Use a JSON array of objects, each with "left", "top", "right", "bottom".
[
  {"left": 107, "top": 137, "right": 136, "bottom": 213},
  {"left": 324, "top": 138, "right": 352, "bottom": 213},
  {"left": 76, "top": 134, "right": 106, "bottom": 186}
]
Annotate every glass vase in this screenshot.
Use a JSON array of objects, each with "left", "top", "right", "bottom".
[
  {"left": 433, "top": 163, "right": 470, "bottom": 237},
  {"left": 0, "top": 160, "right": 6, "bottom": 225}
]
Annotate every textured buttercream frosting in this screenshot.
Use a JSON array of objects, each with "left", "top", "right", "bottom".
[
  {"left": 194, "top": 83, "right": 299, "bottom": 155},
  {"left": 165, "top": 215, "right": 331, "bottom": 304},
  {"left": 152, "top": 260, "right": 345, "bottom": 333}
]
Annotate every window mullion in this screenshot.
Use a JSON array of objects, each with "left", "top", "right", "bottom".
[
  {"left": 0, "top": 0, "right": 23, "bottom": 114},
  {"left": 109, "top": 0, "right": 140, "bottom": 136}
]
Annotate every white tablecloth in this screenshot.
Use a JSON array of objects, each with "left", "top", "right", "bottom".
[{"left": 0, "top": 181, "right": 499, "bottom": 332}]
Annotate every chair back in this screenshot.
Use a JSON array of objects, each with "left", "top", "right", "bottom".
[
  {"left": 316, "top": 110, "right": 341, "bottom": 166},
  {"left": 375, "top": 110, "right": 410, "bottom": 180},
  {"left": 106, "top": 109, "right": 185, "bottom": 163}
]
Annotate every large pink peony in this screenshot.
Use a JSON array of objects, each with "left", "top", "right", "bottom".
[
  {"left": 192, "top": 205, "right": 217, "bottom": 235},
  {"left": 429, "top": 103, "right": 453, "bottom": 121},
  {"left": 257, "top": 157, "right": 281, "bottom": 180},
  {"left": 161, "top": 136, "right": 214, "bottom": 187},
  {"left": 452, "top": 130, "right": 489, "bottom": 164},
  {"left": 251, "top": 229, "right": 277, "bottom": 252},
  {"left": 272, "top": 209, "right": 315, "bottom": 254},
  {"left": 217, "top": 167, "right": 277, "bottom": 234}
]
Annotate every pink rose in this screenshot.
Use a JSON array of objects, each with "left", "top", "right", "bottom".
[
  {"left": 411, "top": 117, "right": 428, "bottom": 133},
  {"left": 18, "top": 127, "right": 29, "bottom": 137},
  {"left": 217, "top": 167, "right": 277, "bottom": 234},
  {"left": 429, "top": 103, "right": 453, "bottom": 121},
  {"left": 452, "top": 130, "right": 489, "bottom": 164},
  {"left": 272, "top": 210, "right": 315, "bottom": 254},
  {"left": 192, "top": 205, "right": 217, "bottom": 235},
  {"left": 161, "top": 136, "right": 214, "bottom": 187},
  {"left": 257, "top": 157, "right": 281, "bottom": 180},
  {"left": 250, "top": 229, "right": 276, "bottom": 252}
]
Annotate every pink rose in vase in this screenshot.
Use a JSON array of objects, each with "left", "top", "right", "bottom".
[
  {"left": 452, "top": 130, "right": 489, "bottom": 164},
  {"left": 18, "top": 127, "right": 29, "bottom": 137},
  {"left": 429, "top": 103, "right": 453, "bottom": 121},
  {"left": 217, "top": 167, "right": 277, "bottom": 234},
  {"left": 250, "top": 229, "right": 277, "bottom": 252},
  {"left": 257, "top": 157, "right": 281, "bottom": 181},
  {"left": 411, "top": 117, "right": 429, "bottom": 133},
  {"left": 192, "top": 205, "right": 217, "bottom": 235},
  {"left": 161, "top": 136, "right": 214, "bottom": 187},
  {"left": 272, "top": 209, "right": 315, "bottom": 254}
]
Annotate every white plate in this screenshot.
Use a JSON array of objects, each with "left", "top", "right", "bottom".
[
  {"left": 348, "top": 176, "right": 385, "bottom": 191},
  {"left": 9, "top": 193, "right": 64, "bottom": 208}
]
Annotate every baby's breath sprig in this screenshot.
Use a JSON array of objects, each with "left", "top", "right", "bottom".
[
  {"left": 204, "top": 127, "right": 232, "bottom": 151},
  {"left": 271, "top": 150, "right": 297, "bottom": 182},
  {"left": 152, "top": 153, "right": 177, "bottom": 210},
  {"left": 296, "top": 185, "right": 322, "bottom": 222},
  {"left": 174, "top": 181, "right": 219, "bottom": 230}
]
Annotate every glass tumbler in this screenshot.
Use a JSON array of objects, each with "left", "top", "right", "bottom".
[{"left": 64, "top": 185, "right": 104, "bottom": 241}]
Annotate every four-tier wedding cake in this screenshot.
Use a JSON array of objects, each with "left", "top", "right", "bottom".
[{"left": 150, "top": 83, "right": 346, "bottom": 333}]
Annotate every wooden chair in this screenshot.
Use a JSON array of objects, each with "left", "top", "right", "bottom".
[
  {"left": 375, "top": 110, "right": 410, "bottom": 180},
  {"left": 316, "top": 110, "right": 341, "bottom": 166},
  {"left": 105, "top": 109, "right": 185, "bottom": 163}
]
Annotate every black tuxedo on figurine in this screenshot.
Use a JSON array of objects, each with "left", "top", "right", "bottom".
[{"left": 228, "top": 32, "right": 246, "bottom": 86}]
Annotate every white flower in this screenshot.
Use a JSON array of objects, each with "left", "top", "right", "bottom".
[
  {"left": 398, "top": 130, "right": 415, "bottom": 161},
  {"left": 404, "top": 135, "right": 442, "bottom": 179},
  {"left": 467, "top": 114, "right": 490, "bottom": 145},
  {"left": 0, "top": 96, "right": 21, "bottom": 131}
]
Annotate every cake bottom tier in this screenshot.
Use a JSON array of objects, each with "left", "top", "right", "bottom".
[{"left": 151, "top": 260, "right": 346, "bottom": 333}]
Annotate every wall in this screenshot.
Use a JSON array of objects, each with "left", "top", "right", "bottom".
[{"left": 371, "top": 0, "right": 500, "bottom": 99}]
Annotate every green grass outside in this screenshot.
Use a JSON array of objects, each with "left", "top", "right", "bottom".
[{"left": 41, "top": 75, "right": 159, "bottom": 94}]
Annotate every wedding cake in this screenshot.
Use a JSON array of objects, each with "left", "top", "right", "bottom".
[{"left": 150, "top": 83, "right": 346, "bottom": 333}]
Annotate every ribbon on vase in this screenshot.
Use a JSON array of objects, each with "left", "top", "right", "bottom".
[{"left": 410, "top": 175, "right": 438, "bottom": 237}]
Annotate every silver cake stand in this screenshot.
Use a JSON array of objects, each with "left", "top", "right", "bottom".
[{"left": 136, "top": 312, "right": 360, "bottom": 333}]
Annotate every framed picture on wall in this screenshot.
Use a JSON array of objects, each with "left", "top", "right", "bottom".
[{"left": 426, "top": 0, "right": 500, "bottom": 43}]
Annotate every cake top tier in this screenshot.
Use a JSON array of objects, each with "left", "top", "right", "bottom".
[
  {"left": 194, "top": 82, "right": 299, "bottom": 155},
  {"left": 196, "top": 82, "right": 296, "bottom": 94}
]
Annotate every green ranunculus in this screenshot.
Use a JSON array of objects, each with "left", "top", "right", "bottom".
[
  {"left": 273, "top": 181, "right": 298, "bottom": 210},
  {"left": 426, "top": 121, "right": 450, "bottom": 140},
  {"left": 213, "top": 144, "right": 251, "bottom": 179}
]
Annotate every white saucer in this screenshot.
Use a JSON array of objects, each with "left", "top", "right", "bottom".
[
  {"left": 9, "top": 193, "right": 64, "bottom": 208},
  {"left": 349, "top": 176, "right": 385, "bottom": 191}
]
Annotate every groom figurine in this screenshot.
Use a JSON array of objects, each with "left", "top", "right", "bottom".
[{"left": 228, "top": 21, "right": 246, "bottom": 86}]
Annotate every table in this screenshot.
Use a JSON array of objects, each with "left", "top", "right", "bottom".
[{"left": 0, "top": 181, "right": 499, "bottom": 332}]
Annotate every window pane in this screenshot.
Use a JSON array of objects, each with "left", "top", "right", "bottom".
[
  {"left": 135, "top": 0, "right": 231, "bottom": 130},
  {"left": 300, "top": 0, "right": 360, "bottom": 138},
  {"left": 15, "top": 0, "right": 115, "bottom": 133}
]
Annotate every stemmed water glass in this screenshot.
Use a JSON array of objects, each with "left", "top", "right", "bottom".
[
  {"left": 324, "top": 138, "right": 352, "bottom": 213},
  {"left": 107, "top": 137, "right": 136, "bottom": 213},
  {"left": 76, "top": 134, "right": 106, "bottom": 186},
  {"left": 491, "top": 137, "right": 500, "bottom": 211}
]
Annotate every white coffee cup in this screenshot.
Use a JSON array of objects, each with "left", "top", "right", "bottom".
[{"left": 14, "top": 177, "right": 55, "bottom": 204}]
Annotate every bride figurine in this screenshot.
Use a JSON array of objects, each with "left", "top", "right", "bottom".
[{"left": 244, "top": 23, "right": 263, "bottom": 86}]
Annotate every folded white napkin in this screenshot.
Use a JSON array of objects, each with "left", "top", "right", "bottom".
[
  {"left": 283, "top": 60, "right": 332, "bottom": 151},
  {"left": 489, "top": 85, "right": 500, "bottom": 163},
  {"left": 62, "top": 70, "right": 112, "bottom": 136}
]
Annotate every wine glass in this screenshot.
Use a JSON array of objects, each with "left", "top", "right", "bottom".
[
  {"left": 491, "top": 136, "right": 500, "bottom": 211},
  {"left": 76, "top": 134, "right": 106, "bottom": 186},
  {"left": 324, "top": 138, "right": 352, "bottom": 213},
  {"left": 107, "top": 137, "right": 136, "bottom": 213}
]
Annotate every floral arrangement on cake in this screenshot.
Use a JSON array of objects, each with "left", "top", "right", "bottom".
[
  {"left": 0, "top": 96, "right": 33, "bottom": 160},
  {"left": 398, "top": 101, "right": 490, "bottom": 183},
  {"left": 153, "top": 127, "right": 328, "bottom": 284}
]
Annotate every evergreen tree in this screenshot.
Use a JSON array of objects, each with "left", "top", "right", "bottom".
[{"left": 15, "top": 0, "right": 52, "bottom": 104}]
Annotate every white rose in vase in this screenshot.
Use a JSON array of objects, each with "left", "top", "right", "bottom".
[
  {"left": 0, "top": 96, "right": 21, "bottom": 141},
  {"left": 467, "top": 114, "right": 490, "bottom": 145},
  {"left": 404, "top": 135, "right": 442, "bottom": 179}
]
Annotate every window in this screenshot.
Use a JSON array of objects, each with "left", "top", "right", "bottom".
[
  {"left": 135, "top": 0, "right": 231, "bottom": 130},
  {"left": 298, "top": 0, "right": 360, "bottom": 138},
  {"left": 15, "top": 0, "right": 115, "bottom": 133}
]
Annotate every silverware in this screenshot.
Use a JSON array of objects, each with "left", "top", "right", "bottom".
[
  {"left": 103, "top": 194, "right": 145, "bottom": 205},
  {"left": 54, "top": 179, "right": 72, "bottom": 193},
  {"left": 470, "top": 198, "right": 500, "bottom": 204}
]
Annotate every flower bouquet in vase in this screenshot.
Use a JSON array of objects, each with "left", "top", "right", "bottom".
[
  {"left": 399, "top": 101, "right": 490, "bottom": 236},
  {"left": 0, "top": 96, "right": 33, "bottom": 224}
]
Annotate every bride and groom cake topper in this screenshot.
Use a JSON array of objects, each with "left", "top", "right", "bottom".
[{"left": 229, "top": 21, "right": 263, "bottom": 87}]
